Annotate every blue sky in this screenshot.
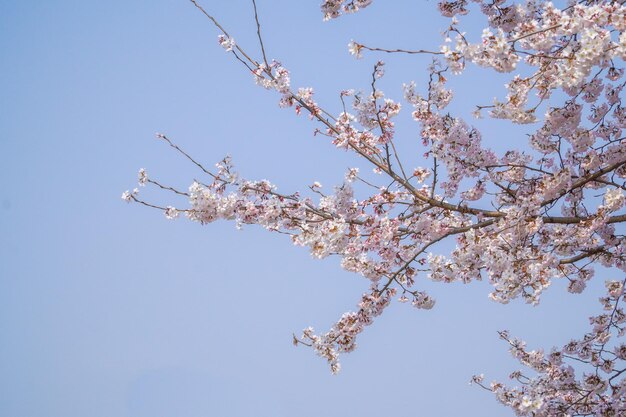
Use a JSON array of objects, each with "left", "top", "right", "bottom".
[{"left": 0, "top": 1, "right": 609, "bottom": 416}]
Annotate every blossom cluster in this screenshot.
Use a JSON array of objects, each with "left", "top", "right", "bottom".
[
  {"left": 127, "top": 0, "right": 626, "bottom": 414},
  {"left": 435, "top": 1, "right": 626, "bottom": 125},
  {"left": 473, "top": 279, "right": 626, "bottom": 416},
  {"left": 320, "top": 0, "right": 373, "bottom": 21},
  {"left": 298, "top": 287, "right": 396, "bottom": 374}
]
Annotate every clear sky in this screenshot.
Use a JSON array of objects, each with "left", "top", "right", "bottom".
[{"left": 0, "top": 1, "right": 609, "bottom": 416}]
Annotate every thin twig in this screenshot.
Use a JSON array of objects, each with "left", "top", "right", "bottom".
[
  {"left": 157, "top": 134, "right": 218, "bottom": 180},
  {"left": 251, "top": 0, "right": 269, "bottom": 68}
]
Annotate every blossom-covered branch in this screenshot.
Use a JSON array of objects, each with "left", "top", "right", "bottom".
[{"left": 124, "top": 0, "right": 626, "bottom": 412}]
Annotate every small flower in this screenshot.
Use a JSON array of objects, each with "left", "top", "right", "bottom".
[
  {"left": 164, "top": 206, "right": 179, "bottom": 220},
  {"left": 470, "top": 374, "right": 484, "bottom": 385},
  {"left": 345, "top": 167, "right": 359, "bottom": 182},
  {"left": 217, "top": 34, "right": 236, "bottom": 52},
  {"left": 374, "top": 61, "right": 385, "bottom": 79},
  {"left": 413, "top": 167, "right": 431, "bottom": 183},
  {"left": 121, "top": 188, "right": 139, "bottom": 203},
  {"left": 412, "top": 291, "right": 435, "bottom": 309},
  {"left": 348, "top": 40, "right": 363, "bottom": 59},
  {"left": 138, "top": 168, "right": 148, "bottom": 186}
]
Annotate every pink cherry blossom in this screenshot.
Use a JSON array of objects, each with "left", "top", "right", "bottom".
[{"left": 126, "top": 1, "right": 626, "bottom": 414}]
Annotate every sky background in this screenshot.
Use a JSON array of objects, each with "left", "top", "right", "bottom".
[{"left": 0, "top": 1, "right": 611, "bottom": 416}]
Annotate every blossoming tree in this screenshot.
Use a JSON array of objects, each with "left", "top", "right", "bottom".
[{"left": 124, "top": 0, "right": 626, "bottom": 414}]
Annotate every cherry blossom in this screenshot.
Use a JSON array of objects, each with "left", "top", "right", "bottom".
[
  {"left": 125, "top": 0, "right": 626, "bottom": 414},
  {"left": 321, "top": 0, "right": 373, "bottom": 21},
  {"left": 217, "top": 34, "right": 235, "bottom": 52}
]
